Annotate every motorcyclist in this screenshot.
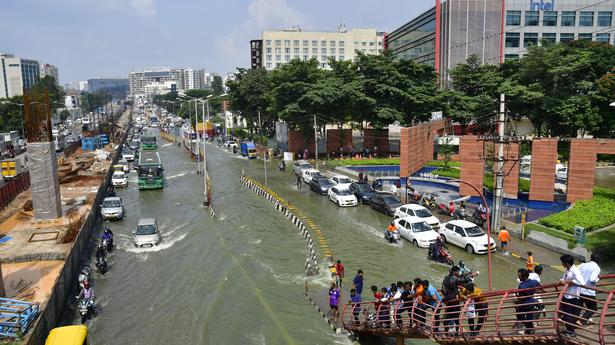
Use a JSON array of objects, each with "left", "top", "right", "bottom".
[
  {"left": 412, "top": 189, "right": 420, "bottom": 202},
  {"left": 101, "top": 227, "right": 114, "bottom": 248},
  {"left": 476, "top": 202, "right": 487, "bottom": 215},
  {"left": 78, "top": 281, "right": 95, "bottom": 302},
  {"left": 456, "top": 201, "right": 467, "bottom": 219},
  {"left": 386, "top": 222, "right": 398, "bottom": 243},
  {"left": 433, "top": 236, "right": 445, "bottom": 261},
  {"left": 95, "top": 242, "right": 106, "bottom": 262},
  {"left": 279, "top": 161, "right": 286, "bottom": 171},
  {"left": 448, "top": 201, "right": 455, "bottom": 216}
]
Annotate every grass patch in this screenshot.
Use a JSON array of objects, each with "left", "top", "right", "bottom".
[
  {"left": 539, "top": 187, "right": 615, "bottom": 233},
  {"left": 426, "top": 160, "right": 461, "bottom": 168},
  {"left": 526, "top": 223, "right": 576, "bottom": 249},
  {"left": 432, "top": 168, "right": 530, "bottom": 192}
]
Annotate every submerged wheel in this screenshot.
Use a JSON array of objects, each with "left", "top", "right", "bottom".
[
  {"left": 466, "top": 245, "right": 475, "bottom": 254},
  {"left": 440, "top": 235, "right": 447, "bottom": 243},
  {"left": 413, "top": 240, "right": 419, "bottom": 247}
]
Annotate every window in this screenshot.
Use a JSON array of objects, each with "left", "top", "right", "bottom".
[
  {"left": 275, "top": 40, "right": 281, "bottom": 46},
  {"left": 303, "top": 48, "right": 308, "bottom": 54},
  {"left": 312, "top": 48, "right": 318, "bottom": 54},
  {"left": 275, "top": 55, "right": 281, "bottom": 61},
  {"left": 580, "top": 11, "right": 594, "bottom": 26},
  {"left": 302, "top": 40, "right": 308, "bottom": 46},
  {"left": 598, "top": 11, "right": 612, "bottom": 26},
  {"left": 294, "top": 48, "right": 300, "bottom": 54},
  {"left": 276, "top": 63, "right": 281, "bottom": 67},
  {"left": 330, "top": 48, "right": 336, "bottom": 54},
  {"left": 285, "top": 55, "right": 290, "bottom": 62},
  {"left": 321, "top": 48, "right": 327, "bottom": 54},
  {"left": 339, "top": 55, "right": 345, "bottom": 60},
  {"left": 378, "top": 41, "right": 383, "bottom": 46},
  {"left": 266, "top": 47, "right": 272, "bottom": 53},
  {"left": 266, "top": 55, "right": 272, "bottom": 61},
  {"left": 284, "top": 48, "right": 290, "bottom": 54},
  {"left": 505, "top": 54, "right": 519, "bottom": 61},
  {"left": 542, "top": 33, "right": 556, "bottom": 44},
  {"left": 543, "top": 11, "right": 557, "bottom": 26},
  {"left": 596, "top": 33, "right": 611, "bottom": 43},
  {"left": 369, "top": 42, "right": 375, "bottom": 46},
  {"left": 455, "top": 227, "right": 466, "bottom": 237},
  {"left": 320, "top": 55, "right": 327, "bottom": 61},
  {"left": 339, "top": 41, "right": 344, "bottom": 47},
  {"left": 312, "top": 40, "right": 318, "bottom": 46},
  {"left": 578, "top": 33, "right": 592, "bottom": 41},
  {"left": 505, "top": 32, "right": 520, "bottom": 47},
  {"left": 524, "top": 33, "right": 539, "bottom": 47},
  {"left": 284, "top": 40, "right": 290, "bottom": 46},
  {"left": 506, "top": 10, "right": 521, "bottom": 25},
  {"left": 562, "top": 11, "right": 575, "bottom": 26},
  {"left": 321, "top": 40, "right": 327, "bottom": 46},
  {"left": 560, "top": 33, "right": 574, "bottom": 43},
  {"left": 330, "top": 40, "right": 336, "bottom": 46},
  {"left": 303, "top": 55, "right": 309, "bottom": 61},
  {"left": 369, "top": 49, "right": 375, "bottom": 53},
  {"left": 293, "top": 40, "right": 299, "bottom": 46},
  {"left": 275, "top": 47, "right": 281, "bottom": 54},
  {"left": 266, "top": 40, "right": 272, "bottom": 46},
  {"left": 362, "top": 41, "right": 367, "bottom": 46},
  {"left": 266, "top": 63, "right": 272, "bottom": 68},
  {"left": 339, "top": 48, "right": 345, "bottom": 54},
  {"left": 525, "top": 11, "right": 539, "bottom": 26}
]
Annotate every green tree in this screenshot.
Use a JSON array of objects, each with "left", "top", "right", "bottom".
[
  {"left": 227, "top": 67, "right": 271, "bottom": 133},
  {"left": 212, "top": 75, "right": 224, "bottom": 95},
  {"left": 439, "top": 137, "right": 455, "bottom": 169},
  {"left": 59, "top": 109, "right": 70, "bottom": 121}
]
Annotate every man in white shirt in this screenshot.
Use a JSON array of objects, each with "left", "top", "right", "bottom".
[
  {"left": 578, "top": 253, "right": 601, "bottom": 325},
  {"left": 559, "top": 254, "right": 586, "bottom": 336}
]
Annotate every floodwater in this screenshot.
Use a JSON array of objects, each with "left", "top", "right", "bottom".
[{"left": 66, "top": 131, "right": 564, "bottom": 345}]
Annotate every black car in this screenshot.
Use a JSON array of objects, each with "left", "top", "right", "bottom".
[
  {"left": 309, "top": 177, "right": 334, "bottom": 195},
  {"left": 370, "top": 192, "right": 403, "bottom": 216},
  {"left": 349, "top": 182, "right": 376, "bottom": 204}
]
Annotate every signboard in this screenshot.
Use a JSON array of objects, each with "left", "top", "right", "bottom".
[
  {"left": 530, "top": 0, "right": 554, "bottom": 10},
  {"left": 573, "top": 226, "right": 586, "bottom": 245},
  {"left": 431, "top": 111, "right": 443, "bottom": 121}
]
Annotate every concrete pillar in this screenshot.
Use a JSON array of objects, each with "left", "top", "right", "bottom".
[
  {"left": 459, "top": 136, "right": 484, "bottom": 196},
  {"left": 27, "top": 142, "right": 62, "bottom": 219},
  {"left": 529, "top": 138, "right": 558, "bottom": 201},
  {"left": 567, "top": 139, "right": 597, "bottom": 202}
]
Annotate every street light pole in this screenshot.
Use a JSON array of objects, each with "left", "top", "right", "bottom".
[{"left": 258, "top": 110, "right": 268, "bottom": 187}]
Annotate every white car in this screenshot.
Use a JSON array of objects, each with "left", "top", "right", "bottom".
[
  {"left": 224, "top": 141, "right": 237, "bottom": 149},
  {"left": 100, "top": 197, "right": 124, "bottom": 220},
  {"left": 394, "top": 204, "right": 441, "bottom": 231},
  {"left": 393, "top": 216, "right": 440, "bottom": 248},
  {"left": 330, "top": 175, "right": 353, "bottom": 189},
  {"left": 302, "top": 168, "right": 322, "bottom": 184},
  {"left": 111, "top": 171, "right": 128, "bottom": 187},
  {"left": 134, "top": 218, "right": 161, "bottom": 248},
  {"left": 293, "top": 160, "right": 313, "bottom": 176},
  {"left": 440, "top": 219, "right": 497, "bottom": 254},
  {"left": 328, "top": 187, "right": 358, "bottom": 207},
  {"left": 122, "top": 150, "right": 135, "bottom": 161}
]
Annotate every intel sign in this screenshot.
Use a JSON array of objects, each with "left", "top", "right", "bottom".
[{"left": 530, "top": 0, "right": 555, "bottom": 10}]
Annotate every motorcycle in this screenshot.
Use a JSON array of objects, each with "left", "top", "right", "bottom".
[
  {"left": 78, "top": 298, "right": 96, "bottom": 324},
  {"left": 78, "top": 267, "right": 90, "bottom": 290},
  {"left": 384, "top": 229, "right": 401, "bottom": 244},
  {"left": 472, "top": 211, "right": 488, "bottom": 230},
  {"left": 427, "top": 243, "right": 454, "bottom": 266},
  {"left": 437, "top": 203, "right": 455, "bottom": 217},
  {"left": 279, "top": 162, "right": 286, "bottom": 172},
  {"left": 453, "top": 207, "right": 467, "bottom": 220},
  {"left": 101, "top": 237, "right": 113, "bottom": 253},
  {"left": 419, "top": 193, "right": 438, "bottom": 211},
  {"left": 95, "top": 255, "right": 107, "bottom": 275}
]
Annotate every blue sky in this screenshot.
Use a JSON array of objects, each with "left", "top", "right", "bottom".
[{"left": 0, "top": 0, "right": 434, "bottom": 84}]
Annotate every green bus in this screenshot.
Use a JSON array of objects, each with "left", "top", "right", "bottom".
[
  {"left": 141, "top": 135, "right": 157, "bottom": 150},
  {"left": 137, "top": 151, "right": 164, "bottom": 190}
]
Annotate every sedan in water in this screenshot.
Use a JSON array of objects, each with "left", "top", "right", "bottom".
[
  {"left": 328, "top": 187, "right": 358, "bottom": 207},
  {"left": 111, "top": 171, "right": 128, "bottom": 187},
  {"left": 134, "top": 218, "right": 161, "bottom": 248},
  {"left": 440, "top": 219, "right": 496, "bottom": 254},
  {"left": 370, "top": 192, "right": 403, "bottom": 216},
  {"left": 349, "top": 182, "right": 376, "bottom": 204},
  {"left": 100, "top": 197, "right": 124, "bottom": 220},
  {"left": 309, "top": 177, "right": 334, "bottom": 195},
  {"left": 329, "top": 175, "right": 353, "bottom": 189},
  {"left": 393, "top": 204, "right": 441, "bottom": 231},
  {"left": 393, "top": 216, "right": 439, "bottom": 248}
]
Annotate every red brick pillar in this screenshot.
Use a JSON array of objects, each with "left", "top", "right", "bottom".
[
  {"left": 502, "top": 142, "right": 520, "bottom": 199},
  {"left": 567, "top": 139, "right": 597, "bottom": 202},
  {"left": 374, "top": 129, "right": 389, "bottom": 153},
  {"left": 459, "top": 136, "right": 484, "bottom": 197},
  {"left": 400, "top": 128, "right": 411, "bottom": 178},
  {"left": 529, "top": 138, "right": 558, "bottom": 201},
  {"left": 363, "top": 129, "right": 375, "bottom": 150},
  {"left": 409, "top": 126, "right": 421, "bottom": 174}
]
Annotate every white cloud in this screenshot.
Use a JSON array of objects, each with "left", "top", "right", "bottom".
[
  {"left": 130, "top": 0, "right": 156, "bottom": 16},
  {"left": 216, "top": 0, "right": 305, "bottom": 71}
]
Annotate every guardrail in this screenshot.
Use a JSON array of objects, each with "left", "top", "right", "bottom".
[{"left": 0, "top": 171, "right": 30, "bottom": 211}]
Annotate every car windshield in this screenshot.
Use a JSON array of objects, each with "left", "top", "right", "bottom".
[
  {"left": 137, "top": 224, "right": 157, "bottom": 235},
  {"left": 138, "top": 166, "right": 162, "bottom": 178},
  {"left": 412, "top": 222, "right": 433, "bottom": 232},
  {"left": 465, "top": 225, "right": 485, "bottom": 237},
  {"left": 102, "top": 199, "right": 121, "bottom": 207},
  {"left": 357, "top": 184, "right": 374, "bottom": 192},
  {"left": 300, "top": 164, "right": 313, "bottom": 169},
  {"left": 112, "top": 173, "right": 125, "bottom": 179},
  {"left": 415, "top": 209, "right": 433, "bottom": 218},
  {"left": 318, "top": 179, "right": 332, "bottom": 187},
  {"left": 383, "top": 196, "right": 400, "bottom": 204},
  {"left": 337, "top": 177, "right": 352, "bottom": 184},
  {"left": 337, "top": 189, "right": 353, "bottom": 196},
  {"left": 142, "top": 137, "right": 156, "bottom": 144}
]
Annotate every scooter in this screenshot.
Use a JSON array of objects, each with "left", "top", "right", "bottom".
[
  {"left": 437, "top": 203, "right": 455, "bottom": 217},
  {"left": 472, "top": 211, "right": 488, "bottom": 230},
  {"left": 453, "top": 208, "right": 467, "bottom": 220},
  {"left": 101, "top": 237, "right": 113, "bottom": 253},
  {"left": 384, "top": 229, "right": 401, "bottom": 244},
  {"left": 78, "top": 298, "right": 96, "bottom": 324},
  {"left": 95, "top": 254, "right": 107, "bottom": 275},
  {"left": 279, "top": 162, "right": 286, "bottom": 172},
  {"left": 78, "top": 267, "right": 90, "bottom": 290},
  {"left": 420, "top": 194, "right": 438, "bottom": 211},
  {"left": 427, "top": 243, "right": 454, "bottom": 266}
]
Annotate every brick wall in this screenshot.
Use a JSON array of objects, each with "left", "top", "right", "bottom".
[
  {"left": 567, "top": 139, "right": 597, "bottom": 202},
  {"left": 288, "top": 130, "right": 315, "bottom": 157},
  {"left": 400, "top": 128, "right": 410, "bottom": 178},
  {"left": 459, "top": 135, "right": 484, "bottom": 197},
  {"left": 326, "top": 129, "right": 352, "bottom": 153},
  {"left": 529, "top": 138, "right": 558, "bottom": 201},
  {"left": 364, "top": 129, "right": 390, "bottom": 153}
]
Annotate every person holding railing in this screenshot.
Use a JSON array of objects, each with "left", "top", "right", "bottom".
[
  {"left": 349, "top": 288, "right": 362, "bottom": 325},
  {"left": 459, "top": 283, "right": 486, "bottom": 337},
  {"left": 559, "top": 254, "right": 586, "bottom": 337},
  {"left": 422, "top": 280, "right": 442, "bottom": 333},
  {"left": 516, "top": 268, "right": 541, "bottom": 335},
  {"left": 398, "top": 282, "right": 414, "bottom": 328},
  {"left": 578, "top": 253, "right": 601, "bottom": 326},
  {"left": 441, "top": 266, "right": 463, "bottom": 335}
]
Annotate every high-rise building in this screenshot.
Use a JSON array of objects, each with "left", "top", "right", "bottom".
[
  {"left": 88, "top": 78, "right": 129, "bottom": 97},
  {"left": 129, "top": 67, "right": 185, "bottom": 96},
  {"left": 40, "top": 63, "right": 59, "bottom": 83},
  {"left": 252, "top": 26, "right": 386, "bottom": 70},
  {"left": 0, "top": 53, "right": 41, "bottom": 98},
  {"left": 182, "top": 68, "right": 205, "bottom": 90},
  {"left": 387, "top": 0, "right": 615, "bottom": 83}
]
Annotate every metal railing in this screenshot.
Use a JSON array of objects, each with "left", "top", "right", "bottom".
[{"left": 341, "top": 274, "right": 615, "bottom": 344}]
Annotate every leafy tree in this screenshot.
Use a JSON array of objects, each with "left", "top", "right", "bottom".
[
  {"left": 30, "top": 76, "right": 65, "bottom": 112},
  {"left": 212, "top": 75, "right": 224, "bottom": 95},
  {"left": 439, "top": 137, "right": 455, "bottom": 169},
  {"left": 59, "top": 109, "right": 71, "bottom": 121},
  {"left": 227, "top": 67, "right": 271, "bottom": 133}
]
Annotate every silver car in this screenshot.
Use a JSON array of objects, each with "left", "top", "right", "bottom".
[
  {"left": 100, "top": 197, "right": 124, "bottom": 220},
  {"left": 133, "top": 218, "right": 161, "bottom": 247}
]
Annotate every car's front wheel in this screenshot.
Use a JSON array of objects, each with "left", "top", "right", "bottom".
[
  {"left": 413, "top": 240, "right": 419, "bottom": 247},
  {"left": 466, "top": 244, "right": 475, "bottom": 254}
]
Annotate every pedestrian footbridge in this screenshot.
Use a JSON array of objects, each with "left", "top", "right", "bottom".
[{"left": 340, "top": 274, "right": 615, "bottom": 345}]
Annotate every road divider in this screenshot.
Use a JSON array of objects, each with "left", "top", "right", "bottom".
[{"left": 239, "top": 175, "right": 334, "bottom": 276}]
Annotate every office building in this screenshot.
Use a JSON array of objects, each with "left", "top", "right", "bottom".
[
  {"left": 0, "top": 53, "right": 41, "bottom": 98},
  {"left": 182, "top": 68, "right": 206, "bottom": 90},
  {"left": 40, "top": 63, "right": 59, "bottom": 83},
  {"left": 129, "top": 67, "right": 185, "bottom": 96},
  {"left": 88, "top": 78, "right": 129, "bottom": 97},
  {"left": 387, "top": 0, "right": 615, "bottom": 83},
  {"left": 252, "top": 26, "right": 385, "bottom": 70}
]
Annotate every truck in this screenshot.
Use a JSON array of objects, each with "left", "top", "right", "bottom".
[{"left": 240, "top": 141, "right": 257, "bottom": 159}]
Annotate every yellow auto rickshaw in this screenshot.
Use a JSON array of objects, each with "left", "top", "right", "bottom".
[{"left": 45, "top": 325, "right": 88, "bottom": 345}]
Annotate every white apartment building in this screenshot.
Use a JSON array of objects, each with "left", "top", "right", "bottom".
[
  {"left": 40, "top": 63, "right": 59, "bottom": 82},
  {"left": 129, "top": 67, "right": 184, "bottom": 96},
  {"left": 0, "top": 53, "right": 41, "bottom": 98},
  {"left": 144, "top": 81, "right": 178, "bottom": 96},
  {"left": 252, "top": 26, "right": 385, "bottom": 70},
  {"left": 183, "top": 68, "right": 205, "bottom": 90}
]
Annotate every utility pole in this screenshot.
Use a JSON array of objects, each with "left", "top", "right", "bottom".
[
  {"left": 201, "top": 100, "right": 208, "bottom": 206},
  {"left": 194, "top": 100, "right": 200, "bottom": 174},
  {"left": 491, "top": 94, "right": 506, "bottom": 234},
  {"left": 313, "top": 115, "right": 318, "bottom": 169},
  {"left": 259, "top": 110, "right": 268, "bottom": 187}
]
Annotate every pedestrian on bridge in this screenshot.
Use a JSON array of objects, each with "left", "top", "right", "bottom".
[
  {"left": 349, "top": 289, "right": 361, "bottom": 324},
  {"left": 516, "top": 268, "right": 541, "bottom": 335},
  {"left": 578, "top": 253, "right": 601, "bottom": 326},
  {"left": 560, "top": 254, "right": 586, "bottom": 336},
  {"left": 352, "top": 270, "right": 364, "bottom": 296},
  {"left": 442, "top": 266, "right": 463, "bottom": 335},
  {"left": 459, "top": 283, "right": 486, "bottom": 336}
]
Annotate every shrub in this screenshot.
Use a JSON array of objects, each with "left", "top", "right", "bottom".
[{"left": 328, "top": 158, "right": 400, "bottom": 166}]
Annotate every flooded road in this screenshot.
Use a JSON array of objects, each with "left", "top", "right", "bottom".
[{"left": 70, "top": 132, "right": 563, "bottom": 344}]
